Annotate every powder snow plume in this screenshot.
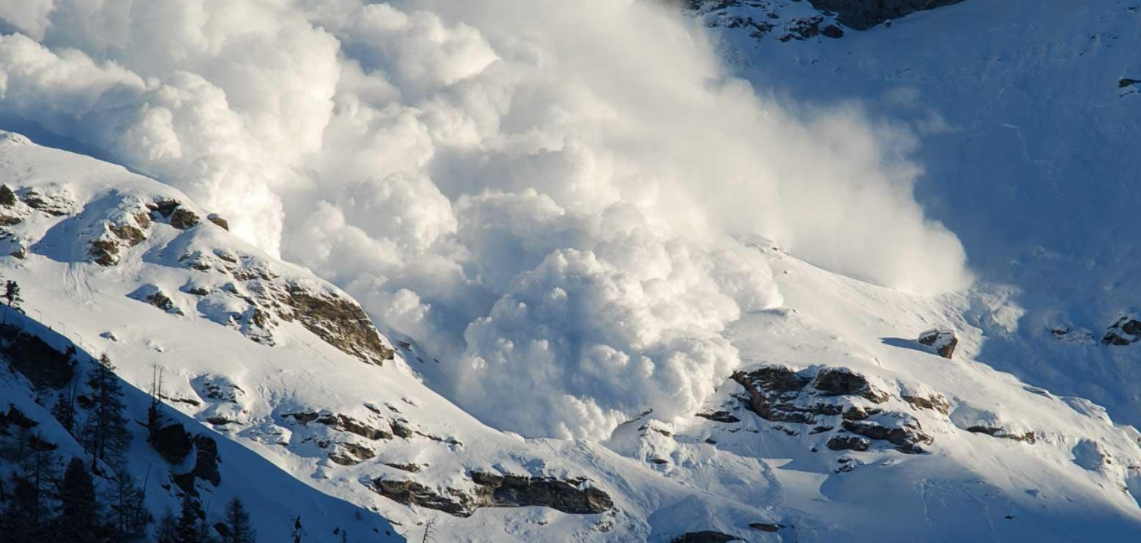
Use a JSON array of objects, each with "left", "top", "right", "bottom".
[{"left": 0, "top": 0, "right": 969, "bottom": 439}]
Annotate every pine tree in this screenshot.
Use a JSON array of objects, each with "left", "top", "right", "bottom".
[
  {"left": 0, "top": 185, "right": 16, "bottom": 207},
  {"left": 222, "top": 498, "right": 256, "bottom": 543},
  {"left": 1, "top": 475, "right": 39, "bottom": 542},
  {"left": 3, "top": 280, "right": 21, "bottom": 311},
  {"left": 176, "top": 497, "right": 201, "bottom": 543},
  {"left": 83, "top": 354, "right": 132, "bottom": 470},
  {"left": 58, "top": 457, "right": 99, "bottom": 543},
  {"left": 156, "top": 509, "right": 181, "bottom": 543},
  {"left": 110, "top": 471, "right": 149, "bottom": 542},
  {"left": 52, "top": 371, "right": 81, "bottom": 437}
]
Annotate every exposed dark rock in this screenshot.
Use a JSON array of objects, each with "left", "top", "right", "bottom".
[
  {"left": 146, "top": 290, "right": 176, "bottom": 312},
  {"left": 371, "top": 479, "right": 473, "bottom": 517},
  {"left": 749, "top": 522, "right": 782, "bottom": 533},
  {"left": 1102, "top": 316, "right": 1141, "bottom": 346},
  {"left": 1120, "top": 78, "right": 1141, "bottom": 88},
  {"left": 169, "top": 208, "right": 200, "bottom": 230},
  {"left": 110, "top": 222, "right": 147, "bottom": 246},
  {"left": 0, "top": 214, "right": 21, "bottom": 226},
  {"left": 827, "top": 435, "right": 871, "bottom": 452},
  {"left": 902, "top": 392, "right": 951, "bottom": 414},
  {"left": 207, "top": 213, "right": 230, "bottom": 230},
  {"left": 918, "top": 328, "right": 958, "bottom": 359},
  {"left": 89, "top": 238, "right": 121, "bottom": 266},
  {"left": 471, "top": 472, "right": 613, "bottom": 515},
  {"left": 821, "top": 24, "right": 845, "bottom": 38},
  {"left": 390, "top": 420, "right": 414, "bottom": 439},
  {"left": 0, "top": 325, "right": 76, "bottom": 389},
  {"left": 806, "top": 0, "right": 967, "bottom": 30},
  {"left": 813, "top": 368, "right": 889, "bottom": 402},
  {"left": 149, "top": 199, "right": 181, "bottom": 218},
  {"left": 20, "top": 188, "right": 73, "bottom": 216},
  {"left": 372, "top": 472, "right": 612, "bottom": 517},
  {"left": 1, "top": 405, "right": 39, "bottom": 430},
  {"left": 966, "top": 426, "right": 1037, "bottom": 444},
  {"left": 695, "top": 410, "right": 741, "bottom": 423},
  {"left": 278, "top": 285, "right": 395, "bottom": 365},
  {"left": 842, "top": 419, "right": 932, "bottom": 453},
  {"left": 384, "top": 462, "right": 422, "bottom": 473},
  {"left": 192, "top": 436, "right": 221, "bottom": 486},
  {"left": 780, "top": 16, "right": 825, "bottom": 41},
  {"left": 329, "top": 442, "right": 376, "bottom": 466},
  {"left": 669, "top": 531, "right": 741, "bottom": 543},
  {"left": 150, "top": 422, "right": 195, "bottom": 463},
  {"left": 286, "top": 412, "right": 394, "bottom": 440}
]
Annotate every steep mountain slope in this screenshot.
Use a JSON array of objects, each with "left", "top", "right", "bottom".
[
  {"left": 3, "top": 131, "right": 1141, "bottom": 541},
  {"left": 688, "top": 0, "right": 1141, "bottom": 433}
]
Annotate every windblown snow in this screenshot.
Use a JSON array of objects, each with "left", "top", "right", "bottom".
[{"left": 0, "top": 0, "right": 968, "bottom": 439}]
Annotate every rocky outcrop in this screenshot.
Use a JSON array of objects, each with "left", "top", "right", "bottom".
[
  {"left": 207, "top": 214, "right": 230, "bottom": 230},
  {"left": 20, "top": 187, "right": 75, "bottom": 216},
  {"left": 170, "top": 208, "right": 200, "bottom": 230},
  {"left": 827, "top": 435, "right": 871, "bottom": 452},
  {"left": 1102, "top": 316, "right": 1141, "bottom": 346},
  {"left": 695, "top": 410, "right": 741, "bottom": 423},
  {"left": 285, "top": 412, "right": 394, "bottom": 441},
  {"left": 0, "top": 325, "right": 76, "bottom": 389},
  {"left": 371, "top": 471, "right": 613, "bottom": 518},
  {"left": 150, "top": 422, "right": 195, "bottom": 463},
  {"left": 732, "top": 365, "right": 935, "bottom": 454},
  {"left": 1119, "top": 78, "right": 1140, "bottom": 88},
  {"left": 813, "top": 368, "right": 890, "bottom": 402},
  {"left": 278, "top": 286, "right": 395, "bottom": 365},
  {"left": 806, "top": 0, "right": 968, "bottom": 30},
  {"left": 670, "top": 531, "right": 741, "bottom": 543},
  {"left": 842, "top": 418, "right": 932, "bottom": 454},
  {"left": 918, "top": 328, "right": 958, "bottom": 359},
  {"left": 966, "top": 426, "right": 1036, "bottom": 444}
]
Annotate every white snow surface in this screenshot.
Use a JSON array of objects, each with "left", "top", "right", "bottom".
[{"left": 2, "top": 134, "right": 1141, "bottom": 541}]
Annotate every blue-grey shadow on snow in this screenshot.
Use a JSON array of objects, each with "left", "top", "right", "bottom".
[{"left": 880, "top": 337, "right": 936, "bottom": 356}]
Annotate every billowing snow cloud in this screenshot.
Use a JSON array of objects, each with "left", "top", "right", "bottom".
[{"left": 0, "top": 0, "right": 969, "bottom": 439}]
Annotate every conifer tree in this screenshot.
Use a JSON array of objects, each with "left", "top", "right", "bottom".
[
  {"left": 84, "top": 354, "right": 131, "bottom": 470},
  {"left": 222, "top": 498, "right": 256, "bottom": 543},
  {"left": 58, "top": 457, "right": 99, "bottom": 543}
]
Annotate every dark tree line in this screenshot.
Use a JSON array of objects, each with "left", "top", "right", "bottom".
[{"left": 1, "top": 349, "right": 265, "bottom": 543}]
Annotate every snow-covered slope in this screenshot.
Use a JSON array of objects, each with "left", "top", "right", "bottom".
[
  {"left": 3, "top": 131, "right": 1141, "bottom": 541},
  {"left": 689, "top": 0, "right": 1141, "bottom": 433}
]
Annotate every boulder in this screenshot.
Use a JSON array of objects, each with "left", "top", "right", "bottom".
[
  {"left": 1102, "top": 316, "right": 1141, "bottom": 346},
  {"left": 169, "top": 208, "right": 200, "bottom": 229},
  {"left": 669, "top": 531, "right": 741, "bottom": 543},
  {"left": 918, "top": 328, "right": 958, "bottom": 359},
  {"left": 827, "top": 435, "right": 871, "bottom": 452}
]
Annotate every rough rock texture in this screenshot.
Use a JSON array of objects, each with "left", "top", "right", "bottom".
[
  {"left": 371, "top": 472, "right": 613, "bottom": 518},
  {"left": 150, "top": 422, "right": 195, "bottom": 463},
  {"left": 669, "top": 531, "right": 741, "bottom": 543},
  {"left": 807, "top": 0, "right": 968, "bottom": 30},
  {"left": 966, "top": 425, "right": 1037, "bottom": 444},
  {"left": 278, "top": 286, "right": 396, "bottom": 365},
  {"left": 170, "top": 208, "right": 200, "bottom": 229},
  {"left": 207, "top": 213, "right": 230, "bottom": 230},
  {"left": 0, "top": 324, "right": 75, "bottom": 389},
  {"left": 813, "top": 368, "right": 890, "bottom": 401},
  {"left": 285, "top": 412, "right": 395, "bottom": 441},
  {"left": 733, "top": 365, "right": 935, "bottom": 454},
  {"left": 827, "top": 435, "right": 871, "bottom": 452},
  {"left": 842, "top": 418, "right": 932, "bottom": 454},
  {"left": 1102, "top": 316, "right": 1141, "bottom": 346},
  {"left": 919, "top": 328, "right": 958, "bottom": 358}
]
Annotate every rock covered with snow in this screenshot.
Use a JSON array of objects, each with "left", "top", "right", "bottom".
[{"left": 919, "top": 328, "right": 958, "bottom": 359}]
